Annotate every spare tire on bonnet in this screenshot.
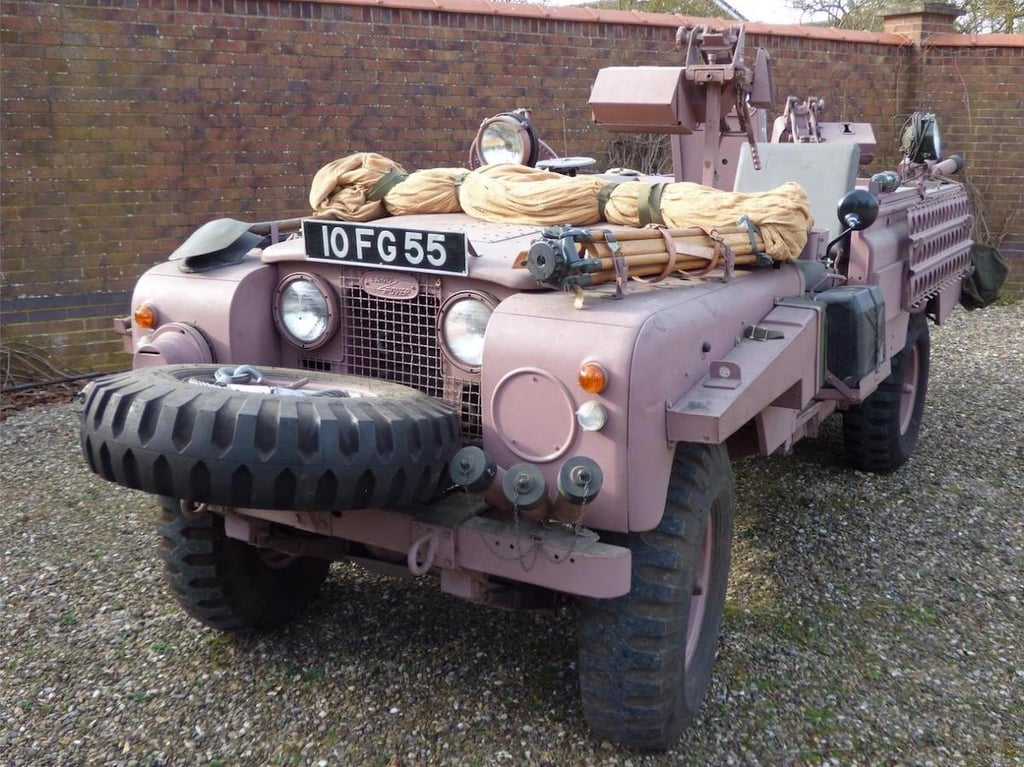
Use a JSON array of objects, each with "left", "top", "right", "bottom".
[{"left": 80, "top": 365, "right": 462, "bottom": 510}]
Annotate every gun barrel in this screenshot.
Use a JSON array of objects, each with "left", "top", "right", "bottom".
[{"left": 931, "top": 154, "right": 964, "bottom": 177}]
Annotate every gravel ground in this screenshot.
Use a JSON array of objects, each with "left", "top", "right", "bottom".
[{"left": 2, "top": 303, "right": 1022, "bottom": 767}]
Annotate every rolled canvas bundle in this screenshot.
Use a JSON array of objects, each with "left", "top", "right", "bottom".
[{"left": 309, "top": 153, "right": 813, "bottom": 263}]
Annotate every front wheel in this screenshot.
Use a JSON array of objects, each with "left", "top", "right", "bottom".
[
  {"left": 843, "top": 313, "right": 931, "bottom": 473},
  {"left": 157, "top": 497, "right": 330, "bottom": 632},
  {"left": 578, "top": 443, "right": 735, "bottom": 750}
]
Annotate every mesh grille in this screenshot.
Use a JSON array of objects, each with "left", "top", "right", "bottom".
[
  {"left": 451, "top": 377, "right": 482, "bottom": 443},
  {"left": 297, "top": 273, "right": 481, "bottom": 443},
  {"left": 341, "top": 275, "right": 444, "bottom": 398}
]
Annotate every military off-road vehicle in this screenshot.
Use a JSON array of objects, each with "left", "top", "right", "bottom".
[{"left": 80, "top": 25, "right": 975, "bottom": 748}]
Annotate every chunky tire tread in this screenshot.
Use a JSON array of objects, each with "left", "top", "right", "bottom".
[
  {"left": 843, "top": 313, "right": 930, "bottom": 473},
  {"left": 578, "top": 443, "right": 735, "bottom": 750},
  {"left": 157, "top": 498, "right": 329, "bottom": 632},
  {"left": 80, "top": 365, "right": 462, "bottom": 510}
]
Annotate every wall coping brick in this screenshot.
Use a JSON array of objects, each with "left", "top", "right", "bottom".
[
  {"left": 882, "top": 1, "right": 963, "bottom": 19},
  {"left": 926, "top": 32, "right": 1024, "bottom": 47},
  {"left": 314, "top": 0, "right": 912, "bottom": 44}
]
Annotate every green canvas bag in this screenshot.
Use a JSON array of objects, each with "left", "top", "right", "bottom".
[{"left": 960, "top": 244, "right": 1008, "bottom": 310}]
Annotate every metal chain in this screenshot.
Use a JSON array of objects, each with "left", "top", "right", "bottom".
[
  {"left": 571, "top": 479, "right": 591, "bottom": 535},
  {"left": 462, "top": 481, "right": 595, "bottom": 572}
]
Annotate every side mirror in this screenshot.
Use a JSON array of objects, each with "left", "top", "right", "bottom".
[
  {"left": 826, "top": 189, "right": 880, "bottom": 262},
  {"left": 837, "top": 189, "right": 879, "bottom": 232}
]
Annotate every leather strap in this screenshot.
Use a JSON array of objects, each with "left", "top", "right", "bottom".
[
  {"left": 633, "top": 226, "right": 680, "bottom": 284},
  {"left": 604, "top": 231, "right": 629, "bottom": 298}
]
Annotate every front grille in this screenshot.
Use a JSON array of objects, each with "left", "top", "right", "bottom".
[
  {"left": 458, "top": 380, "right": 482, "bottom": 438},
  {"left": 341, "top": 276, "right": 444, "bottom": 398},
  {"left": 297, "top": 273, "right": 482, "bottom": 443}
]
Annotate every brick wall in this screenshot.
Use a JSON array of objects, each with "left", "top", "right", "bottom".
[
  {"left": 880, "top": 3, "right": 1024, "bottom": 297},
  {"left": 918, "top": 36, "right": 1024, "bottom": 296},
  {"left": 2, "top": 0, "right": 1022, "bottom": 378}
]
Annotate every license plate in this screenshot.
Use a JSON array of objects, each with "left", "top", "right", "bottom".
[{"left": 303, "top": 220, "right": 468, "bottom": 276}]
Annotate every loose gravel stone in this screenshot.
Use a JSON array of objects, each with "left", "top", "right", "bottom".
[{"left": 2, "top": 303, "right": 1022, "bottom": 766}]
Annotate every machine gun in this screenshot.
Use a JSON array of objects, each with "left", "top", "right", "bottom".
[{"left": 591, "top": 24, "right": 773, "bottom": 188}]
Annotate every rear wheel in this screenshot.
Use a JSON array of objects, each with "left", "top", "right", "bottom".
[
  {"left": 578, "top": 443, "right": 735, "bottom": 750},
  {"left": 843, "top": 313, "right": 930, "bottom": 472},
  {"left": 157, "top": 497, "right": 330, "bottom": 632}
]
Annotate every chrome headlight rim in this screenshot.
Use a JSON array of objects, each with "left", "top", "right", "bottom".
[
  {"left": 272, "top": 272, "right": 339, "bottom": 351},
  {"left": 475, "top": 113, "right": 537, "bottom": 167},
  {"left": 438, "top": 291, "right": 497, "bottom": 373}
]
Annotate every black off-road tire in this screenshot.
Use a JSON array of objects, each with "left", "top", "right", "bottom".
[
  {"left": 157, "top": 497, "right": 329, "bottom": 632},
  {"left": 578, "top": 443, "right": 735, "bottom": 750},
  {"left": 843, "top": 313, "right": 931, "bottom": 473},
  {"left": 80, "top": 365, "right": 462, "bottom": 510}
]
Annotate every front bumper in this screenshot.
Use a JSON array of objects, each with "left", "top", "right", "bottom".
[{"left": 223, "top": 494, "right": 632, "bottom": 600}]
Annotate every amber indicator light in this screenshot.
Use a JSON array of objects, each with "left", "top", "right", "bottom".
[
  {"left": 133, "top": 304, "right": 157, "bottom": 329},
  {"left": 578, "top": 362, "right": 608, "bottom": 394}
]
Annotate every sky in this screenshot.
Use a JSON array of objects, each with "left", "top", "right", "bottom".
[
  {"left": 543, "top": 1, "right": 808, "bottom": 24},
  {"left": 717, "top": 0, "right": 804, "bottom": 24}
]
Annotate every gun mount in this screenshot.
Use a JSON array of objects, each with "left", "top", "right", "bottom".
[{"left": 590, "top": 24, "right": 773, "bottom": 188}]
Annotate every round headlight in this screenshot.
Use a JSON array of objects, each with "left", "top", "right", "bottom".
[
  {"left": 273, "top": 273, "right": 338, "bottom": 350},
  {"left": 440, "top": 295, "right": 494, "bottom": 370}
]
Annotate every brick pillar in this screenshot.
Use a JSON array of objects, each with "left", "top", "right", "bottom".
[
  {"left": 880, "top": 4, "right": 964, "bottom": 170},
  {"left": 881, "top": 3, "right": 963, "bottom": 42}
]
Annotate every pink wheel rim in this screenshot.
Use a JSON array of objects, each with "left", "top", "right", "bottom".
[
  {"left": 685, "top": 513, "right": 713, "bottom": 667},
  {"left": 898, "top": 344, "right": 920, "bottom": 435}
]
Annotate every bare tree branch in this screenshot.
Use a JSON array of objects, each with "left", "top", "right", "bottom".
[{"left": 788, "top": 0, "right": 1023, "bottom": 32}]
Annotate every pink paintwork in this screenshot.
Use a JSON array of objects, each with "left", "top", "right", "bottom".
[
  {"left": 223, "top": 502, "right": 632, "bottom": 600},
  {"left": 114, "top": 23, "right": 973, "bottom": 605}
]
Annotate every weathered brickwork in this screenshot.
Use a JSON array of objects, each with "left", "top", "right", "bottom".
[
  {"left": 917, "top": 41, "right": 1024, "bottom": 296},
  {"left": 2, "top": 0, "right": 1021, "bottom": 376}
]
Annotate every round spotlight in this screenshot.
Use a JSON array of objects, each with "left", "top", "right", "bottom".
[{"left": 473, "top": 111, "right": 537, "bottom": 166}]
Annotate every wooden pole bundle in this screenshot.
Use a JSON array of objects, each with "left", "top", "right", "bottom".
[
  {"left": 576, "top": 225, "right": 768, "bottom": 285},
  {"left": 514, "top": 223, "right": 773, "bottom": 291}
]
